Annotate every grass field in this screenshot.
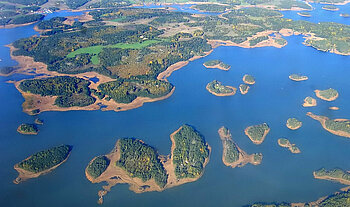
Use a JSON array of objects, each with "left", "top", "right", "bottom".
[{"left": 67, "top": 40, "right": 161, "bottom": 65}]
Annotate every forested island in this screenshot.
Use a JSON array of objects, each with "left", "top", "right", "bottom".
[
  {"left": 218, "top": 126, "right": 262, "bottom": 168},
  {"left": 289, "top": 74, "right": 308, "bottom": 81},
  {"left": 322, "top": 5, "right": 340, "bottom": 11},
  {"left": 303, "top": 96, "right": 317, "bottom": 107},
  {"left": 277, "top": 138, "right": 301, "bottom": 154},
  {"left": 203, "top": 60, "right": 231, "bottom": 71},
  {"left": 14, "top": 145, "right": 72, "bottom": 184},
  {"left": 315, "top": 88, "right": 339, "bottom": 101},
  {"left": 17, "top": 123, "right": 38, "bottom": 135},
  {"left": 243, "top": 74, "right": 255, "bottom": 85},
  {"left": 314, "top": 168, "right": 350, "bottom": 185},
  {"left": 307, "top": 112, "right": 350, "bottom": 138},
  {"left": 206, "top": 80, "right": 236, "bottom": 96},
  {"left": 239, "top": 84, "right": 250, "bottom": 95},
  {"left": 85, "top": 125, "right": 210, "bottom": 204},
  {"left": 286, "top": 118, "right": 302, "bottom": 130},
  {"left": 245, "top": 123, "right": 270, "bottom": 145},
  {"left": 297, "top": 12, "right": 311, "bottom": 17}
]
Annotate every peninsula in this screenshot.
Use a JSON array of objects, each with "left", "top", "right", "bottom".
[
  {"left": 286, "top": 118, "right": 302, "bottom": 130},
  {"left": 203, "top": 60, "right": 231, "bottom": 71},
  {"left": 307, "top": 112, "right": 350, "bottom": 138},
  {"left": 303, "top": 96, "right": 317, "bottom": 107},
  {"left": 244, "top": 123, "right": 270, "bottom": 145},
  {"left": 218, "top": 127, "right": 262, "bottom": 168},
  {"left": 289, "top": 74, "right": 308, "bottom": 81},
  {"left": 206, "top": 80, "right": 237, "bottom": 96},
  {"left": 243, "top": 74, "right": 256, "bottom": 85},
  {"left": 314, "top": 168, "right": 350, "bottom": 185},
  {"left": 278, "top": 138, "right": 301, "bottom": 154},
  {"left": 315, "top": 88, "right": 339, "bottom": 101},
  {"left": 14, "top": 145, "right": 72, "bottom": 184},
  {"left": 17, "top": 123, "right": 38, "bottom": 135},
  {"left": 85, "top": 125, "right": 211, "bottom": 204}
]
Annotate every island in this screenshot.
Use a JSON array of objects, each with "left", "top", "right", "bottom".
[
  {"left": 315, "top": 88, "right": 339, "bottom": 101},
  {"left": 206, "top": 80, "right": 237, "bottom": 96},
  {"left": 17, "top": 123, "right": 38, "bottom": 135},
  {"left": 329, "top": 106, "right": 340, "bottom": 110},
  {"left": 307, "top": 112, "right": 350, "bottom": 138},
  {"left": 203, "top": 60, "right": 231, "bottom": 71},
  {"left": 239, "top": 84, "right": 250, "bottom": 95},
  {"left": 34, "top": 118, "right": 44, "bottom": 125},
  {"left": 14, "top": 145, "right": 72, "bottom": 184},
  {"left": 303, "top": 96, "right": 317, "bottom": 107},
  {"left": 322, "top": 5, "right": 340, "bottom": 11},
  {"left": 85, "top": 125, "right": 211, "bottom": 204},
  {"left": 244, "top": 123, "right": 270, "bottom": 145},
  {"left": 297, "top": 12, "right": 311, "bottom": 17},
  {"left": 286, "top": 118, "right": 302, "bottom": 130},
  {"left": 218, "top": 126, "right": 262, "bottom": 168},
  {"left": 314, "top": 168, "right": 350, "bottom": 185},
  {"left": 340, "top": 13, "right": 350, "bottom": 17},
  {"left": 243, "top": 74, "right": 256, "bottom": 85},
  {"left": 289, "top": 74, "right": 308, "bottom": 81},
  {"left": 277, "top": 138, "right": 301, "bottom": 154}
]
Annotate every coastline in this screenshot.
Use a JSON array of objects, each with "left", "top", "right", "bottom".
[
  {"left": 86, "top": 126, "right": 211, "bottom": 204},
  {"left": 297, "top": 12, "right": 311, "bottom": 17},
  {"left": 315, "top": 89, "right": 339, "bottom": 101},
  {"left": 17, "top": 125, "right": 38, "bottom": 135},
  {"left": 218, "top": 127, "right": 261, "bottom": 168},
  {"left": 289, "top": 75, "right": 309, "bottom": 81},
  {"left": 313, "top": 172, "right": 350, "bottom": 185},
  {"left": 203, "top": 63, "right": 230, "bottom": 71},
  {"left": 239, "top": 84, "right": 250, "bottom": 95},
  {"left": 13, "top": 150, "right": 71, "bottom": 184},
  {"left": 206, "top": 85, "right": 237, "bottom": 97},
  {"left": 303, "top": 97, "right": 317, "bottom": 107},
  {"left": 306, "top": 112, "right": 350, "bottom": 138},
  {"left": 277, "top": 139, "right": 301, "bottom": 154},
  {"left": 244, "top": 125, "right": 270, "bottom": 145},
  {"left": 306, "top": 0, "right": 350, "bottom": 5}
]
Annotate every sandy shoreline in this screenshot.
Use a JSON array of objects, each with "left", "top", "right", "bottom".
[
  {"left": 239, "top": 84, "right": 250, "bottom": 95},
  {"left": 306, "top": 112, "right": 350, "bottom": 138},
  {"left": 315, "top": 89, "right": 339, "bottom": 101},
  {"left": 278, "top": 139, "right": 301, "bottom": 154},
  {"left": 218, "top": 127, "right": 262, "bottom": 168},
  {"left": 303, "top": 97, "right": 317, "bottom": 107},
  {"left": 203, "top": 63, "right": 230, "bottom": 71},
  {"left": 86, "top": 126, "right": 211, "bottom": 204},
  {"left": 244, "top": 125, "right": 270, "bottom": 145},
  {"left": 17, "top": 125, "right": 38, "bottom": 135},
  {"left": 14, "top": 150, "right": 71, "bottom": 184},
  {"left": 289, "top": 75, "right": 308, "bottom": 81},
  {"left": 206, "top": 84, "right": 237, "bottom": 97},
  {"left": 314, "top": 172, "right": 350, "bottom": 185}
]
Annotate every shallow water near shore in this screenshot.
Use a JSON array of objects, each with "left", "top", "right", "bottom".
[{"left": 1, "top": 6, "right": 350, "bottom": 207}]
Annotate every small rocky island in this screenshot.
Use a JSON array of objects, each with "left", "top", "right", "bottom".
[
  {"left": 206, "top": 80, "right": 237, "bottom": 96},
  {"left": 297, "top": 12, "right": 311, "bottom": 17},
  {"left": 14, "top": 145, "right": 72, "bottom": 184},
  {"left": 239, "top": 84, "right": 250, "bottom": 95},
  {"left": 307, "top": 112, "right": 350, "bottom": 138},
  {"left": 286, "top": 118, "right": 302, "bottom": 130},
  {"left": 303, "top": 96, "right": 317, "bottom": 107},
  {"left": 322, "top": 5, "right": 339, "bottom": 11},
  {"left": 329, "top": 106, "right": 340, "bottom": 110},
  {"left": 243, "top": 74, "right": 255, "bottom": 85},
  {"left": 203, "top": 60, "right": 231, "bottom": 71},
  {"left": 278, "top": 138, "right": 301, "bottom": 154},
  {"left": 34, "top": 118, "right": 44, "bottom": 125},
  {"left": 218, "top": 127, "right": 262, "bottom": 168},
  {"left": 314, "top": 168, "right": 350, "bottom": 185},
  {"left": 17, "top": 123, "right": 39, "bottom": 135},
  {"left": 315, "top": 88, "right": 339, "bottom": 101},
  {"left": 244, "top": 123, "right": 270, "bottom": 145},
  {"left": 85, "top": 125, "right": 211, "bottom": 204},
  {"left": 289, "top": 74, "right": 308, "bottom": 81}
]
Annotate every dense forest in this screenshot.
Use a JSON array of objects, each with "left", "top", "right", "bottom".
[
  {"left": 19, "top": 76, "right": 95, "bottom": 107},
  {"left": 220, "top": 127, "right": 240, "bottom": 164},
  {"left": 172, "top": 125, "right": 210, "bottom": 179},
  {"left": 116, "top": 138, "right": 168, "bottom": 188},
  {"left": 17, "top": 123, "right": 38, "bottom": 135},
  {"left": 86, "top": 156, "right": 110, "bottom": 179},
  {"left": 325, "top": 119, "right": 350, "bottom": 134},
  {"left": 17, "top": 145, "right": 71, "bottom": 173},
  {"left": 246, "top": 123, "right": 270, "bottom": 143}
]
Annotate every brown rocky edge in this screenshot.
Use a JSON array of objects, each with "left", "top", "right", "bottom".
[
  {"left": 243, "top": 75, "right": 255, "bottom": 85},
  {"left": 313, "top": 171, "right": 350, "bottom": 185},
  {"left": 244, "top": 124, "right": 270, "bottom": 145},
  {"left": 306, "top": 112, "right": 350, "bottom": 138},
  {"left": 286, "top": 119, "right": 302, "bottom": 130},
  {"left": 306, "top": 0, "right": 350, "bottom": 5},
  {"left": 85, "top": 126, "right": 211, "bottom": 205},
  {"left": 239, "top": 84, "right": 250, "bottom": 95},
  {"left": 218, "top": 127, "right": 262, "bottom": 168},
  {"left": 13, "top": 150, "right": 72, "bottom": 184},
  {"left": 289, "top": 74, "right": 308, "bottom": 81},
  {"left": 297, "top": 12, "right": 311, "bottom": 17},
  {"left": 315, "top": 89, "right": 339, "bottom": 101},
  {"left": 277, "top": 138, "right": 301, "bottom": 154},
  {"left": 329, "top": 106, "right": 340, "bottom": 110},
  {"left": 5, "top": 44, "right": 176, "bottom": 115},
  {"left": 322, "top": 6, "right": 340, "bottom": 11},
  {"left": 17, "top": 125, "right": 38, "bottom": 135},
  {"left": 203, "top": 62, "right": 231, "bottom": 71},
  {"left": 206, "top": 84, "right": 237, "bottom": 97},
  {"left": 302, "top": 96, "right": 317, "bottom": 107}
]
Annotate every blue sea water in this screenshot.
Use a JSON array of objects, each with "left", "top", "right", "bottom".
[{"left": 1, "top": 5, "right": 350, "bottom": 207}]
